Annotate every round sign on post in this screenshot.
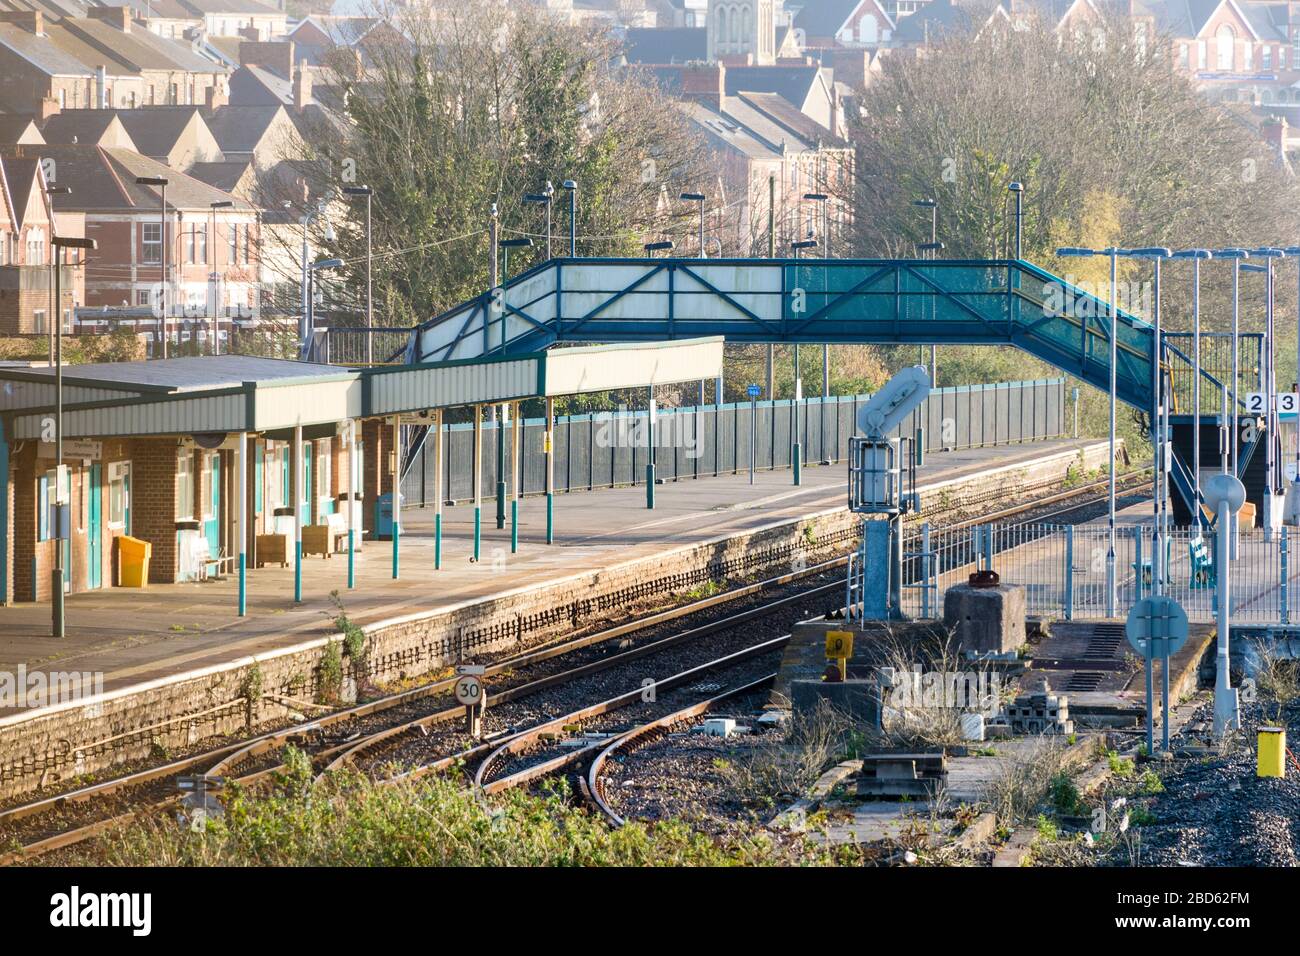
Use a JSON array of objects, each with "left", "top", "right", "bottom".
[
  {"left": 454, "top": 674, "right": 484, "bottom": 707},
  {"left": 1125, "top": 595, "right": 1189, "bottom": 660},
  {"left": 1202, "top": 472, "right": 1246, "bottom": 515}
]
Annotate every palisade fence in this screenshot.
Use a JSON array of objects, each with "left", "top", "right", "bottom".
[
  {"left": 900, "top": 520, "right": 1297, "bottom": 624},
  {"left": 399, "top": 378, "right": 1066, "bottom": 506}
]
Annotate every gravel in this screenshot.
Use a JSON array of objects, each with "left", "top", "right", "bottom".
[{"left": 1133, "top": 698, "right": 1300, "bottom": 867}]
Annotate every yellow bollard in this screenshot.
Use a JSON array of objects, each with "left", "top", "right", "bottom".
[{"left": 1257, "top": 727, "right": 1286, "bottom": 779}]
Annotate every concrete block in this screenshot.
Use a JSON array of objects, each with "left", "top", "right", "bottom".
[
  {"left": 943, "top": 582, "right": 1027, "bottom": 655},
  {"left": 791, "top": 679, "right": 880, "bottom": 727},
  {"left": 960, "top": 712, "right": 985, "bottom": 741},
  {"left": 703, "top": 718, "right": 736, "bottom": 738}
]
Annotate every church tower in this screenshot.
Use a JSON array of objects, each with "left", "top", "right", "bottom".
[{"left": 706, "top": 0, "right": 777, "bottom": 65}]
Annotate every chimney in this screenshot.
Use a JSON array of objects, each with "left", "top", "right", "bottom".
[
  {"left": 96, "top": 65, "right": 107, "bottom": 109},
  {"left": 205, "top": 80, "right": 228, "bottom": 110},
  {"left": 238, "top": 39, "right": 294, "bottom": 78},
  {"left": 0, "top": 11, "right": 44, "bottom": 34},
  {"left": 38, "top": 96, "right": 60, "bottom": 122},
  {"left": 293, "top": 67, "right": 312, "bottom": 112},
  {"left": 87, "top": 5, "right": 132, "bottom": 31},
  {"left": 680, "top": 63, "right": 725, "bottom": 109}
]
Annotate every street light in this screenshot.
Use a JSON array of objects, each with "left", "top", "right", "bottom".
[
  {"left": 208, "top": 200, "right": 233, "bottom": 356},
  {"left": 342, "top": 185, "right": 374, "bottom": 364},
  {"left": 307, "top": 257, "right": 343, "bottom": 345},
  {"left": 48, "top": 234, "right": 96, "bottom": 638},
  {"left": 562, "top": 180, "right": 577, "bottom": 256},
  {"left": 524, "top": 183, "right": 554, "bottom": 259},
  {"left": 499, "top": 236, "right": 532, "bottom": 284},
  {"left": 1057, "top": 245, "right": 1130, "bottom": 616},
  {"left": 804, "top": 193, "right": 832, "bottom": 405},
  {"left": 1210, "top": 249, "right": 1250, "bottom": 488},
  {"left": 135, "top": 176, "right": 169, "bottom": 357},
  {"left": 1007, "top": 183, "right": 1024, "bottom": 258},
  {"left": 681, "top": 192, "right": 706, "bottom": 258},
  {"left": 1249, "top": 247, "right": 1287, "bottom": 534},
  {"left": 643, "top": 240, "right": 673, "bottom": 257},
  {"left": 1169, "top": 250, "right": 1214, "bottom": 534},
  {"left": 44, "top": 186, "right": 70, "bottom": 364},
  {"left": 790, "top": 239, "right": 817, "bottom": 486},
  {"left": 914, "top": 199, "right": 940, "bottom": 384}
]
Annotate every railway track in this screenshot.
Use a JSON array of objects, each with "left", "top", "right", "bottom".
[{"left": 0, "top": 470, "right": 1145, "bottom": 865}]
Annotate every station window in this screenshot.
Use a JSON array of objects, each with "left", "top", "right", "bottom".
[
  {"left": 109, "top": 461, "right": 131, "bottom": 531},
  {"left": 37, "top": 471, "right": 52, "bottom": 541},
  {"left": 176, "top": 451, "right": 195, "bottom": 519}
]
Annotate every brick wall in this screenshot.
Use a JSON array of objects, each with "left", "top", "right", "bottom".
[{"left": 129, "top": 438, "right": 180, "bottom": 584}]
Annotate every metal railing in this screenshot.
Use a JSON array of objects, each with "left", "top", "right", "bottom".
[
  {"left": 398, "top": 378, "right": 1066, "bottom": 505},
  {"left": 901, "top": 519, "right": 1297, "bottom": 624}
]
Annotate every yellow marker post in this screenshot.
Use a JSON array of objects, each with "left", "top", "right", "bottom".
[
  {"left": 1258, "top": 727, "right": 1286, "bottom": 779},
  {"left": 825, "top": 630, "right": 854, "bottom": 682}
]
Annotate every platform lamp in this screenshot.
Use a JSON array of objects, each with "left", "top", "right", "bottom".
[
  {"left": 523, "top": 183, "right": 554, "bottom": 259},
  {"left": 804, "top": 193, "right": 833, "bottom": 408},
  {"left": 918, "top": 241, "right": 945, "bottom": 385},
  {"left": 790, "top": 239, "right": 818, "bottom": 486},
  {"left": 643, "top": 240, "right": 673, "bottom": 257},
  {"left": 43, "top": 185, "right": 70, "bottom": 365},
  {"left": 1209, "top": 249, "right": 1251, "bottom": 489},
  {"left": 499, "top": 236, "right": 532, "bottom": 285},
  {"left": 1057, "top": 246, "right": 1130, "bottom": 616},
  {"left": 1249, "top": 247, "right": 1288, "bottom": 535},
  {"left": 1168, "top": 249, "right": 1215, "bottom": 533},
  {"left": 49, "top": 234, "right": 97, "bottom": 638},
  {"left": 135, "top": 176, "right": 169, "bottom": 357},
  {"left": 1116, "top": 248, "right": 1173, "bottom": 594},
  {"left": 561, "top": 180, "right": 577, "bottom": 256},
  {"left": 1007, "top": 183, "right": 1024, "bottom": 258},
  {"left": 341, "top": 186, "right": 373, "bottom": 364},
  {"left": 680, "top": 193, "right": 706, "bottom": 258},
  {"left": 207, "top": 200, "right": 233, "bottom": 356},
  {"left": 1284, "top": 246, "right": 1300, "bottom": 524}
]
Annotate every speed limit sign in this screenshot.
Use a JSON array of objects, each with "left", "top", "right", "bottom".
[{"left": 454, "top": 674, "right": 484, "bottom": 706}]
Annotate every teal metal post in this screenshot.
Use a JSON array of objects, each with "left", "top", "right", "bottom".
[
  {"left": 237, "top": 431, "right": 247, "bottom": 615},
  {"left": 792, "top": 345, "right": 802, "bottom": 485},
  {"left": 293, "top": 424, "right": 303, "bottom": 603},
  {"left": 510, "top": 401, "right": 520, "bottom": 553},
  {"left": 545, "top": 397, "right": 555, "bottom": 544},
  {"left": 391, "top": 416, "right": 400, "bottom": 579},
  {"left": 473, "top": 404, "right": 483, "bottom": 561},
  {"left": 495, "top": 404, "right": 506, "bottom": 529},
  {"left": 646, "top": 388, "right": 656, "bottom": 509},
  {"left": 433, "top": 408, "right": 443, "bottom": 570},
  {"left": 347, "top": 420, "right": 357, "bottom": 588}
]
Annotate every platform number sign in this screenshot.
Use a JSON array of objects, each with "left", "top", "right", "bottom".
[
  {"left": 1245, "top": 392, "right": 1266, "bottom": 415},
  {"left": 454, "top": 674, "right": 483, "bottom": 707}
]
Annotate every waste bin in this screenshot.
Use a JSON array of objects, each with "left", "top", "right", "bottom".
[
  {"left": 119, "top": 535, "right": 152, "bottom": 588},
  {"left": 375, "top": 493, "right": 403, "bottom": 540}
]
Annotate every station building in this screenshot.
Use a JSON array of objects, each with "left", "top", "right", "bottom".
[{"left": 0, "top": 341, "right": 723, "bottom": 605}]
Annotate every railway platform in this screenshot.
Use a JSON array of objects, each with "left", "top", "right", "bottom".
[{"left": 0, "top": 438, "right": 1109, "bottom": 710}]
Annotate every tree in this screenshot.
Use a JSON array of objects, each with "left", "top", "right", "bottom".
[{"left": 270, "top": 0, "right": 710, "bottom": 337}]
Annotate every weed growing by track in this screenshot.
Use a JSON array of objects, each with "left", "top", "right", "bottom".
[{"left": 62, "top": 753, "right": 867, "bottom": 867}]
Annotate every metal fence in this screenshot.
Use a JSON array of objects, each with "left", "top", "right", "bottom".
[
  {"left": 398, "top": 378, "right": 1066, "bottom": 506},
  {"left": 901, "top": 519, "right": 1297, "bottom": 624}
]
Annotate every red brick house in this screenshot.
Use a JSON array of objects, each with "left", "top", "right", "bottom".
[{"left": 0, "top": 153, "right": 83, "bottom": 337}]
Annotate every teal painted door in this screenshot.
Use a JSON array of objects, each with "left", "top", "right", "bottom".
[
  {"left": 87, "top": 463, "right": 102, "bottom": 589},
  {"left": 204, "top": 454, "right": 220, "bottom": 558}
]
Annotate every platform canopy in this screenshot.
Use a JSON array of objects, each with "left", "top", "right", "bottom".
[{"left": 0, "top": 338, "right": 724, "bottom": 441}]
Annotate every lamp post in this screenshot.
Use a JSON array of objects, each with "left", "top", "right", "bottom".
[
  {"left": 805, "top": 192, "right": 832, "bottom": 405},
  {"left": 681, "top": 192, "right": 706, "bottom": 258},
  {"left": 500, "top": 236, "right": 532, "bottom": 286},
  {"left": 342, "top": 185, "right": 373, "bottom": 364},
  {"left": 1007, "top": 183, "right": 1024, "bottom": 258},
  {"left": 1057, "top": 245, "right": 1129, "bottom": 615},
  {"left": 308, "top": 258, "right": 343, "bottom": 344},
  {"left": 1211, "top": 249, "right": 1250, "bottom": 487},
  {"left": 1249, "top": 247, "right": 1287, "bottom": 535},
  {"left": 791, "top": 238, "right": 817, "bottom": 486},
  {"left": 208, "top": 200, "right": 233, "bottom": 356},
  {"left": 918, "top": 240, "right": 945, "bottom": 384},
  {"left": 1285, "top": 247, "right": 1300, "bottom": 522},
  {"left": 49, "top": 235, "right": 97, "bottom": 638},
  {"left": 44, "top": 185, "right": 70, "bottom": 364},
  {"left": 562, "top": 180, "right": 577, "bottom": 256},
  {"left": 914, "top": 199, "right": 939, "bottom": 382},
  {"left": 135, "top": 176, "right": 169, "bottom": 357},
  {"left": 524, "top": 182, "right": 555, "bottom": 260},
  {"left": 643, "top": 240, "right": 673, "bottom": 257},
  {"left": 1170, "top": 250, "right": 1213, "bottom": 531}
]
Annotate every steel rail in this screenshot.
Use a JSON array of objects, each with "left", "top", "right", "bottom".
[{"left": 586, "top": 674, "right": 777, "bottom": 827}]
